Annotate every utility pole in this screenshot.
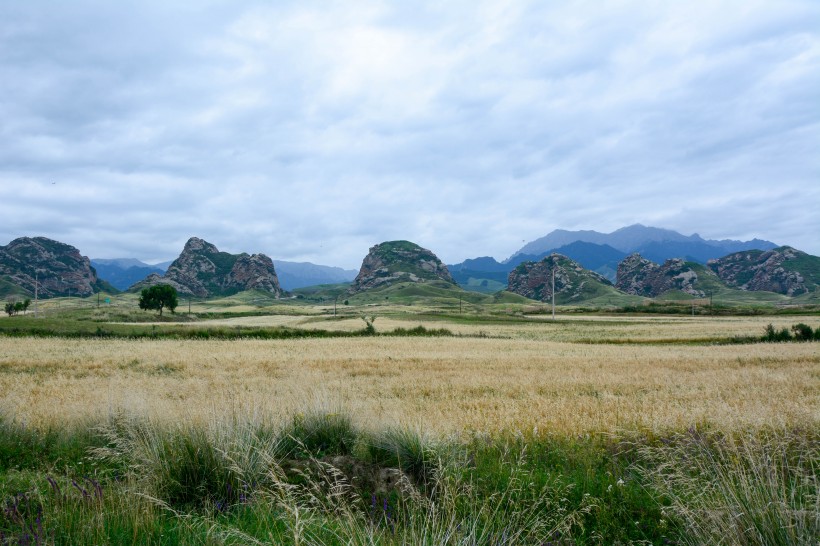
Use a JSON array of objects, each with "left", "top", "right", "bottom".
[{"left": 551, "top": 266, "right": 556, "bottom": 321}]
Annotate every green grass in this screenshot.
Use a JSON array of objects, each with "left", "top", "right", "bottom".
[
  {"left": 3, "top": 410, "right": 817, "bottom": 544},
  {"left": 0, "top": 276, "right": 32, "bottom": 300},
  {"left": 459, "top": 277, "right": 507, "bottom": 294}
]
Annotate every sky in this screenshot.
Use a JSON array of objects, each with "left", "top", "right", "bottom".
[{"left": 1, "top": 1, "right": 818, "bottom": 269}]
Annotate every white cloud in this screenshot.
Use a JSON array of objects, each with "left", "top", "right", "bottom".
[{"left": 0, "top": 0, "right": 818, "bottom": 268}]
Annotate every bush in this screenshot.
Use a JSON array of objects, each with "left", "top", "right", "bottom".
[
  {"left": 791, "top": 323, "right": 814, "bottom": 341},
  {"left": 763, "top": 324, "right": 792, "bottom": 342}
]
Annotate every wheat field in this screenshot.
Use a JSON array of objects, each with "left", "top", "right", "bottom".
[{"left": 2, "top": 315, "right": 818, "bottom": 436}]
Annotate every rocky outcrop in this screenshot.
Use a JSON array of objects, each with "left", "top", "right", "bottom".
[
  {"left": 225, "top": 254, "right": 281, "bottom": 293},
  {"left": 615, "top": 254, "right": 703, "bottom": 297},
  {"left": 507, "top": 253, "right": 613, "bottom": 302},
  {"left": 0, "top": 237, "right": 112, "bottom": 298},
  {"left": 707, "top": 247, "right": 818, "bottom": 296},
  {"left": 130, "top": 237, "right": 282, "bottom": 298},
  {"left": 351, "top": 241, "right": 454, "bottom": 292}
]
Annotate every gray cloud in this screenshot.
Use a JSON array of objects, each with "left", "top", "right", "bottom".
[{"left": 1, "top": 1, "right": 818, "bottom": 268}]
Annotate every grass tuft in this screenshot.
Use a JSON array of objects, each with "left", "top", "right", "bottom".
[
  {"left": 279, "top": 411, "right": 359, "bottom": 459},
  {"left": 639, "top": 428, "right": 820, "bottom": 545}
]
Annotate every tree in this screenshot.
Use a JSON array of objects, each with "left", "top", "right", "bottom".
[
  {"left": 138, "top": 285, "right": 178, "bottom": 316},
  {"left": 4, "top": 302, "right": 14, "bottom": 317},
  {"left": 22, "top": 299, "right": 31, "bottom": 314},
  {"left": 13, "top": 302, "right": 23, "bottom": 315}
]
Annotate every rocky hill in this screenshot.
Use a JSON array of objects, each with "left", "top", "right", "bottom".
[
  {"left": 130, "top": 237, "right": 282, "bottom": 298},
  {"left": 507, "top": 254, "right": 614, "bottom": 303},
  {"left": 615, "top": 254, "right": 704, "bottom": 297},
  {"left": 351, "top": 241, "right": 455, "bottom": 292},
  {"left": 0, "top": 237, "right": 113, "bottom": 298},
  {"left": 707, "top": 247, "right": 820, "bottom": 296}
]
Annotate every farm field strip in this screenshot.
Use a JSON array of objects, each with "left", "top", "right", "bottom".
[
  {"left": 130, "top": 312, "right": 820, "bottom": 342},
  {"left": 1, "top": 332, "right": 817, "bottom": 435}
]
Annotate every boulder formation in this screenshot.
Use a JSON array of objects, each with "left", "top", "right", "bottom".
[
  {"left": 507, "top": 253, "right": 613, "bottom": 302},
  {"left": 351, "top": 241, "right": 455, "bottom": 292},
  {"left": 615, "top": 254, "right": 703, "bottom": 297},
  {"left": 0, "top": 237, "right": 112, "bottom": 298},
  {"left": 707, "top": 247, "right": 818, "bottom": 296},
  {"left": 130, "top": 237, "right": 282, "bottom": 298}
]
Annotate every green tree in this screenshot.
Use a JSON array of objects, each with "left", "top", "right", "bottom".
[
  {"left": 22, "top": 299, "right": 31, "bottom": 314},
  {"left": 138, "top": 285, "right": 178, "bottom": 316},
  {"left": 13, "top": 302, "right": 23, "bottom": 314},
  {"left": 4, "top": 302, "right": 14, "bottom": 317}
]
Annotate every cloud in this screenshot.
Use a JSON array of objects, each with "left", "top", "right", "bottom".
[{"left": 1, "top": 0, "right": 818, "bottom": 267}]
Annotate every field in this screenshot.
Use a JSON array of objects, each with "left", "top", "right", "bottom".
[{"left": 1, "top": 295, "right": 819, "bottom": 543}]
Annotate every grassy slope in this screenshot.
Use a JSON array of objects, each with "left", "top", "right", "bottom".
[{"left": 0, "top": 275, "right": 32, "bottom": 299}]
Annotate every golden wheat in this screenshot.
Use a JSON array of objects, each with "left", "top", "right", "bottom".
[{"left": 1, "top": 316, "right": 818, "bottom": 436}]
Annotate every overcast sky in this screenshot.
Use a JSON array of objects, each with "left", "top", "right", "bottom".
[{"left": 1, "top": 1, "right": 818, "bottom": 269}]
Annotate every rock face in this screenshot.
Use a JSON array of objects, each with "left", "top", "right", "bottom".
[
  {"left": 707, "top": 247, "right": 818, "bottom": 296},
  {"left": 130, "top": 237, "right": 282, "bottom": 298},
  {"left": 615, "top": 254, "right": 703, "bottom": 297},
  {"left": 507, "top": 253, "right": 613, "bottom": 303},
  {"left": 0, "top": 237, "right": 110, "bottom": 298},
  {"left": 351, "top": 241, "right": 455, "bottom": 292}
]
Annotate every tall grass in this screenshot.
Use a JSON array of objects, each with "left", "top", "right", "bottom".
[
  {"left": 639, "top": 428, "right": 820, "bottom": 545},
  {"left": 1, "top": 411, "right": 601, "bottom": 543},
  {"left": 3, "top": 409, "right": 819, "bottom": 543}
]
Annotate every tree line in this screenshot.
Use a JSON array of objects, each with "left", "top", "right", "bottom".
[{"left": 4, "top": 299, "right": 31, "bottom": 316}]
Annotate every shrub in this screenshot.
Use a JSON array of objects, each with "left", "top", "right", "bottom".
[
  {"left": 763, "top": 324, "right": 792, "bottom": 342},
  {"left": 791, "top": 323, "right": 814, "bottom": 341}
]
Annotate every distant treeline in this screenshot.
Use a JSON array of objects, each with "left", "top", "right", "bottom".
[{"left": 0, "top": 324, "right": 456, "bottom": 340}]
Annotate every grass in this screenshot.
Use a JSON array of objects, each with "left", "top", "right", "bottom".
[
  {"left": 639, "top": 428, "right": 820, "bottom": 545},
  {"left": 1, "top": 299, "right": 818, "bottom": 542},
  {"left": 2, "top": 320, "right": 818, "bottom": 433},
  {"left": 2, "top": 410, "right": 817, "bottom": 544}
]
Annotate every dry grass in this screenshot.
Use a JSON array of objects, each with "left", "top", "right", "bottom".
[{"left": 1, "top": 315, "right": 818, "bottom": 435}]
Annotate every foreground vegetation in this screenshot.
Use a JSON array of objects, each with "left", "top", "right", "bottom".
[
  {"left": 0, "top": 293, "right": 818, "bottom": 543},
  {"left": 2, "top": 410, "right": 817, "bottom": 544}
]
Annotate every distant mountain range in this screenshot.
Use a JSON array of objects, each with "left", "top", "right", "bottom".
[
  {"left": 449, "top": 225, "right": 779, "bottom": 290},
  {"left": 510, "top": 224, "right": 777, "bottom": 262},
  {"left": 91, "top": 259, "right": 166, "bottom": 291},
  {"left": 3, "top": 226, "right": 814, "bottom": 304},
  {"left": 272, "top": 261, "right": 357, "bottom": 291}
]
